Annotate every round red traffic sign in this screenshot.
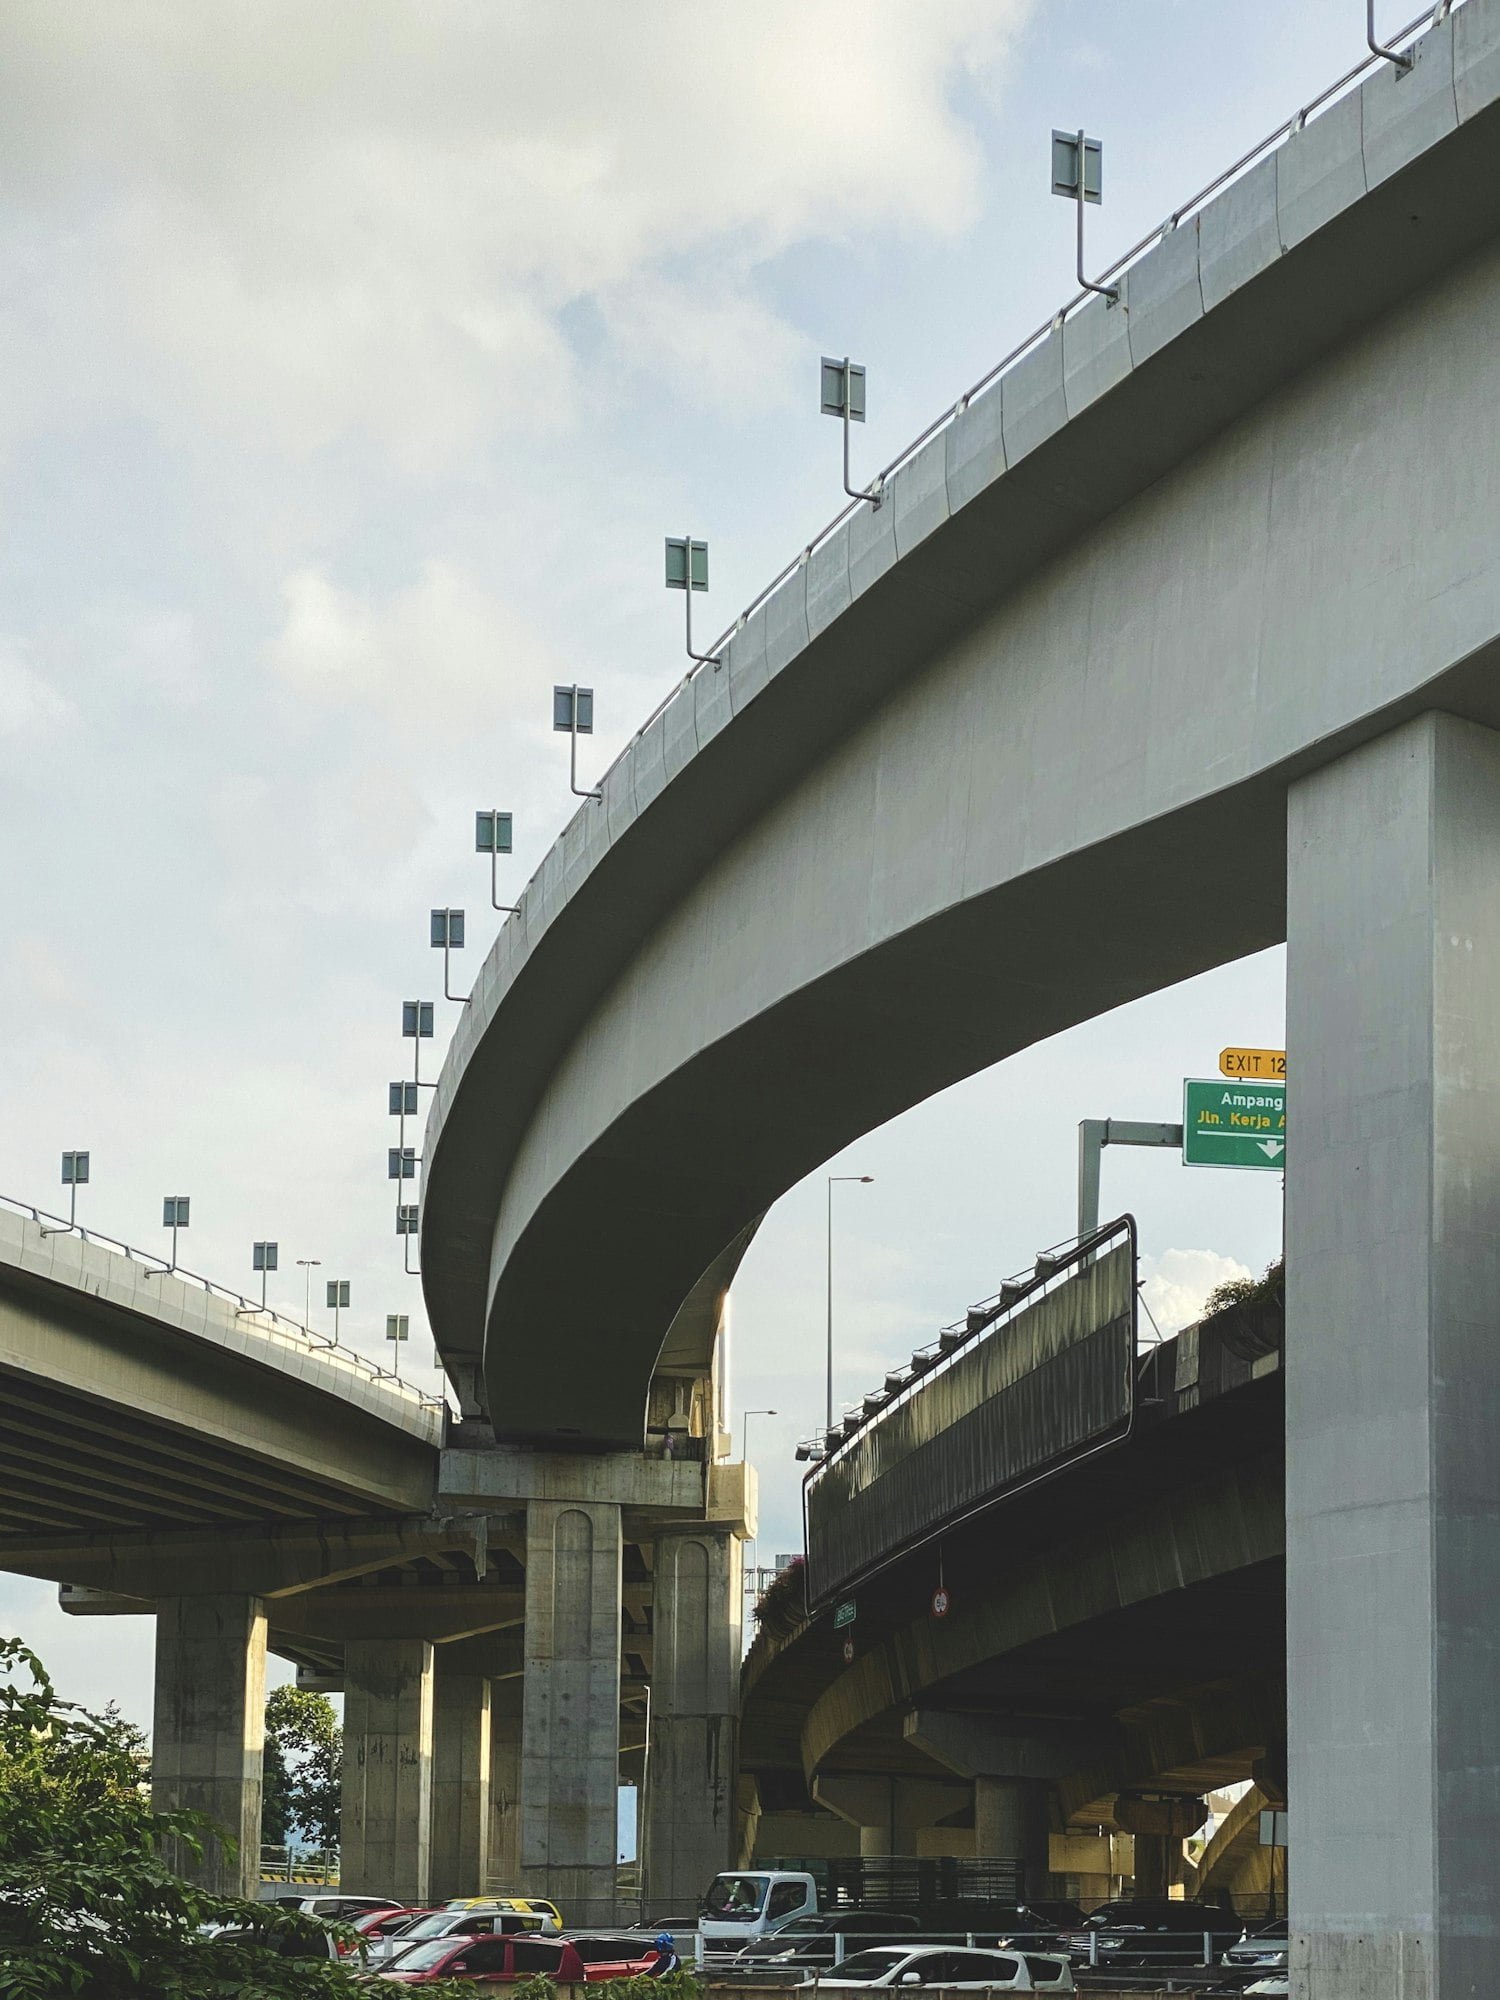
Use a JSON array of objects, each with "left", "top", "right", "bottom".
[
  {"left": 931, "top": 1587, "right": 951, "bottom": 1618},
  {"left": 842, "top": 1637, "right": 855, "bottom": 1664}
]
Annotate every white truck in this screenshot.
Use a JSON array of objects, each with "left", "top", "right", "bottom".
[{"left": 698, "top": 1871, "right": 819, "bottom": 1962}]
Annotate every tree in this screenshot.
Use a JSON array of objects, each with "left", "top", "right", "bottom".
[
  {"left": 263, "top": 1686, "right": 341, "bottom": 1854},
  {"left": 0, "top": 1635, "right": 375, "bottom": 1997}
]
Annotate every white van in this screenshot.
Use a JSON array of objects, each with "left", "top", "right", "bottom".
[{"left": 699, "top": 1871, "right": 818, "bottom": 1958}]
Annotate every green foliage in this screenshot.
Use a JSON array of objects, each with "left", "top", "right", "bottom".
[
  {"left": 1202, "top": 1255, "right": 1285, "bottom": 1323},
  {"left": 0, "top": 1636, "right": 354, "bottom": 1997},
  {"left": 263, "top": 1687, "right": 341, "bottom": 1852}
]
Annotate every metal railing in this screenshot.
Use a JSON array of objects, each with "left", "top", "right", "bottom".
[
  {"left": 540, "top": 2, "right": 1458, "bottom": 858},
  {"left": 1, "top": 1191, "right": 445, "bottom": 1416}
]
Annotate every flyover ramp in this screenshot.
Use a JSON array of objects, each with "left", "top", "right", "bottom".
[
  {"left": 0, "top": 1203, "right": 441, "bottom": 1542},
  {"left": 421, "top": 4, "right": 1500, "bottom": 1446}
]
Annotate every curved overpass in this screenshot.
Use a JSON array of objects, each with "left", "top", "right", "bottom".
[{"left": 424, "top": 8, "right": 1500, "bottom": 1444}]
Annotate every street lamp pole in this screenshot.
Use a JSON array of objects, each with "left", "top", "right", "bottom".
[
  {"left": 296, "top": 1258, "right": 321, "bottom": 1328},
  {"left": 826, "top": 1174, "right": 874, "bottom": 1430}
]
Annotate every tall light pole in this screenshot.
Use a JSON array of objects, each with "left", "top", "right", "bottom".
[
  {"left": 296, "top": 1258, "right": 321, "bottom": 1328},
  {"left": 742, "top": 1408, "right": 777, "bottom": 1594},
  {"left": 826, "top": 1174, "right": 874, "bottom": 1429}
]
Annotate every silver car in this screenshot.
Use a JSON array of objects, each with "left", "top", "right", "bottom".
[{"left": 805, "top": 1944, "right": 1074, "bottom": 1992}]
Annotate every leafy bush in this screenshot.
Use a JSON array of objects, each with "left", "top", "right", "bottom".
[{"left": 1202, "top": 1256, "right": 1285, "bottom": 1323}]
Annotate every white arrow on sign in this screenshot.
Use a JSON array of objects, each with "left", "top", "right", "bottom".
[{"left": 1258, "top": 1140, "right": 1285, "bottom": 1159}]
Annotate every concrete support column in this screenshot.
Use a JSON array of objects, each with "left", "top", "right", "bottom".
[
  {"left": 520, "top": 1499, "right": 622, "bottom": 1925},
  {"left": 974, "top": 1777, "right": 1050, "bottom": 1900},
  {"left": 813, "top": 1774, "right": 963, "bottom": 1857},
  {"left": 1131, "top": 1831, "right": 1183, "bottom": 1900},
  {"left": 341, "top": 1637, "right": 435, "bottom": 1902},
  {"left": 489, "top": 1683, "right": 521, "bottom": 1891},
  {"left": 1287, "top": 712, "right": 1500, "bottom": 1998},
  {"left": 151, "top": 1594, "right": 266, "bottom": 1897},
  {"left": 430, "top": 1662, "right": 490, "bottom": 1900},
  {"left": 644, "top": 1526, "right": 742, "bottom": 1915}
]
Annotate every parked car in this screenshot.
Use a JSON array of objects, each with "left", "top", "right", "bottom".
[
  {"left": 1063, "top": 1899, "right": 1242, "bottom": 1969},
  {"left": 261, "top": 1891, "right": 399, "bottom": 1922},
  {"left": 444, "top": 1896, "right": 562, "bottom": 1933},
  {"left": 733, "top": 1911, "right": 921, "bottom": 1969},
  {"left": 367, "top": 1908, "right": 546, "bottom": 1964},
  {"left": 347, "top": 1907, "right": 430, "bottom": 1958},
  {"left": 209, "top": 1923, "right": 351, "bottom": 1963},
  {"left": 1220, "top": 1921, "right": 1288, "bottom": 1975},
  {"left": 377, "top": 1934, "right": 668, "bottom": 1983},
  {"left": 805, "top": 1944, "right": 1074, "bottom": 1991}
]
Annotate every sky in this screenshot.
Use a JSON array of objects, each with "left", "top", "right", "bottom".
[{"left": 0, "top": 0, "right": 1376, "bottom": 1731}]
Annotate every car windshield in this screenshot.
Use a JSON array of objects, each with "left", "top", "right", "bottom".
[
  {"left": 395, "top": 1915, "right": 458, "bottom": 1942},
  {"left": 703, "top": 1876, "right": 769, "bottom": 1917},
  {"left": 764, "top": 1920, "right": 822, "bottom": 1939},
  {"left": 387, "top": 1939, "right": 462, "bottom": 1971},
  {"left": 829, "top": 1950, "right": 912, "bottom": 1981}
]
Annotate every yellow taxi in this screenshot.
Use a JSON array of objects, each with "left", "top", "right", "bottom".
[{"left": 441, "top": 1897, "right": 562, "bottom": 1934}]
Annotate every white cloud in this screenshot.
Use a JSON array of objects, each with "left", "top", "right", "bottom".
[
  {"left": 0, "top": 646, "right": 73, "bottom": 738},
  {"left": 0, "top": 0, "right": 1034, "bottom": 469},
  {"left": 1139, "top": 1247, "right": 1252, "bottom": 1339}
]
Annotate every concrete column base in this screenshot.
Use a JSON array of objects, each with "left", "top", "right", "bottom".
[
  {"left": 151, "top": 1593, "right": 267, "bottom": 1898},
  {"left": 975, "top": 1776, "right": 1051, "bottom": 1900},
  {"left": 431, "top": 1662, "right": 490, "bottom": 1900},
  {"left": 520, "top": 1499, "right": 622, "bottom": 1925},
  {"left": 341, "top": 1637, "right": 435, "bottom": 1902},
  {"left": 489, "top": 1682, "right": 521, "bottom": 1891}
]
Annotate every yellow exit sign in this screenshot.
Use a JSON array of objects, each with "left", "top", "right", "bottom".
[{"left": 1220, "top": 1046, "right": 1285, "bottom": 1080}]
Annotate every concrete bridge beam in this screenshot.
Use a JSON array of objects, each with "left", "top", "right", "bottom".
[
  {"left": 151, "top": 1593, "right": 267, "bottom": 1898},
  {"left": 812, "top": 1774, "right": 966, "bottom": 1858},
  {"left": 1288, "top": 711, "right": 1500, "bottom": 1997},
  {"left": 643, "top": 1525, "right": 742, "bottom": 1914},
  {"left": 340, "top": 1637, "right": 435, "bottom": 1903},
  {"left": 519, "top": 1498, "right": 622, "bottom": 1924}
]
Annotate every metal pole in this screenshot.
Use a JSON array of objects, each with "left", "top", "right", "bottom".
[
  {"left": 1074, "top": 131, "right": 1120, "bottom": 304},
  {"left": 1367, "top": 0, "right": 1414, "bottom": 69},
  {"left": 568, "top": 687, "right": 602, "bottom": 801},
  {"left": 490, "top": 839, "right": 518, "bottom": 915},
  {"left": 825, "top": 1177, "right": 834, "bottom": 1432}
]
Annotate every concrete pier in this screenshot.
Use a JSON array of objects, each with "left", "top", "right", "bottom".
[
  {"left": 341, "top": 1637, "right": 435, "bottom": 1902},
  {"left": 1287, "top": 713, "right": 1500, "bottom": 1998},
  {"left": 520, "top": 1500, "right": 622, "bottom": 1924},
  {"left": 643, "top": 1527, "right": 742, "bottom": 1911},
  {"left": 151, "top": 1594, "right": 267, "bottom": 1897},
  {"left": 431, "top": 1661, "right": 491, "bottom": 1900}
]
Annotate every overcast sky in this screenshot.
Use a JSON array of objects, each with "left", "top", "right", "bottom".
[{"left": 0, "top": 0, "right": 1371, "bottom": 1728}]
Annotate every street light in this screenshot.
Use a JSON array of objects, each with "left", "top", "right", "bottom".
[
  {"left": 554, "top": 685, "right": 601, "bottom": 801},
  {"left": 147, "top": 1195, "right": 191, "bottom": 1277},
  {"left": 295, "top": 1257, "right": 321, "bottom": 1327},
  {"left": 326, "top": 1278, "right": 350, "bottom": 1339},
  {"left": 386, "top": 1313, "right": 409, "bottom": 1378},
  {"left": 1050, "top": 128, "right": 1117, "bottom": 304},
  {"left": 742, "top": 1407, "right": 777, "bottom": 1462},
  {"left": 388, "top": 1079, "right": 418, "bottom": 1155},
  {"left": 396, "top": 1202, "right": 420, "bottom": 1275},
  {"left": 820, "top": 357, "right": 881, "bottom": 507},
  {"left": 826, "top": 1174, "right": 874, "bottom": 1429},
  {"left": 41, "top": 1150, "right": 90, "bottom": 1237},
  {"left": 402, "top": 999, "right": 436, "bottom": 1088},
  {"left": 238, "top": 1240, "right": 278, "bottom": 1317},
  {"left": 475, "top": 810, "right": 519, "bottom": 914},
  {"left": 430, "top": 908, "right": 467, "bottom": 1004},
  {"left": 665, "top": 536, "right": 719, "bottom": 667},
  {"left": 388, "top": 1145, "right": 417, "bottom": 1182}
]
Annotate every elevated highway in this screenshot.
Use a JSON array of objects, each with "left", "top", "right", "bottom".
[{"left": 422, "top": 8, "right": 1500, "bottom": 1988}]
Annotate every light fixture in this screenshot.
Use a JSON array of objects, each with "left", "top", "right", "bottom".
[
  {"left": 665, "top": 536, "right": 719, "bottom": 667},
  {"left": 41, "top": 1150, "right": 90, "bottom": 1237},
  {"left": 396, "top": 1202, "right": 420, "bottom": 1275},
  {"left": 295, "top": 1257, "right": 321, "bottom": 1325},
  {"left": 553, "top": 684, "right": 601, "bottom": 801},
  {"left": 1051, "top": 129, "right": 1117, "bottom": 304},
  {"left": 238, "top": 1240, "right": 278, "bottom": 1317},
  {"left": 999, "top": 1278, "right": 1029, "bottom": 1310},
  {"left": 430, "top": 908, "right": 467, "bottom": 1004},
  {"left": 1034, "top": 1250, "right": 1067, "bottom": 1281},
  {"left": 401, "top": 999, "right": 437, "bottom": 1089},
  {"left": 820, "top": 357, "right": 881, "bottom": 506},
  {"left": 151, "top": 1195, "right": 190, "bottom": 1277},
  {"left": 326, "top": 1278, "right": 350, "bottom": 1337},
  {"left": 475, "top": 810, "right": 518, "bottom": 914},
  {"left": 386, "top": 1312, "right": 410, "bottom": 1378}
]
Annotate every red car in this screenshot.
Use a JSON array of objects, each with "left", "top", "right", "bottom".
[
  {"left": 345, "top": 1907, "right": 431, "bottom": 1958},
  {"left": 378, "top": 1933, "right": 668, "bottom": 1983}
]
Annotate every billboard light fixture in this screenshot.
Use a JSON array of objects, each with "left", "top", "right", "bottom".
[
  {"left": 553, "top": 684, "right": 601, "bottom": 801},
  {"left": 238, "top": 1239, "right": 278, "bottom": 1317},
  {"left": 326, "top": 1277, "right": 350, "bottom": 1336},
  {"left": 1051, "top": 129, "right": 1117, "bottom": 304},
  {"left": 148, "top": 1195, "right": 191, "bottom": 1278},
  {"left": 43, "top": 1150, "right": 91, "bottom": 1236},
  {"left": 476, "top": 810, "right": 519, "bottom": 915},
  {"left": 665, "top": 536, "right": 719, "bottom": 668},
  {"left": 401, "top": 999, "right": 438, "bottom": 1090},
  {"left": 430, "top": 908, "right": 468, "bottom": 1004},
  {"left": 820, "top": 357, "right": 881, "bottom": 507}
]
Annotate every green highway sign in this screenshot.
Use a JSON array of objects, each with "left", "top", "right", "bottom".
[
  {"left": 833, "top": 1600, "right": 857, "bottom": 1630},
  {"left": 1183, "top": 1077, "right": 1286, "bottom": 1170}
]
